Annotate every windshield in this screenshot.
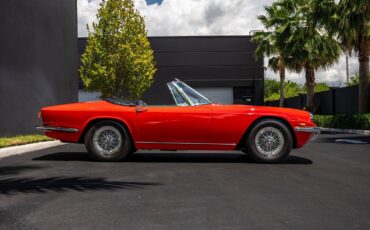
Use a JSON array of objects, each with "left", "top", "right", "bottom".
[
  {"left": 167, "top": 80, "right": 213, "bottom": 106},
  {"left": 167, "top": 83, "right": 188, "bottom": 106}
]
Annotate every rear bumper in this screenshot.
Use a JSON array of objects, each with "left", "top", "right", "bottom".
[{"left": 35, "top": 126, "right": 79, "bottom": 133}]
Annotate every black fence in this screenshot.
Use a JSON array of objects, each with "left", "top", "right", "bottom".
[{"left": 265, "top": 84, "right": 370, "bottom": 115}]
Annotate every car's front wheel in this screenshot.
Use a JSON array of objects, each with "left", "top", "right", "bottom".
[
  {"left": 85, "top": 121, "right": 132, "bottom": 162},
  {"left": 244, "top": 119, "right": 293, "bottom": 163}
]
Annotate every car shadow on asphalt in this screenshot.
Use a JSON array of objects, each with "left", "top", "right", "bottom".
[{"left": 32, "top": 152, "right": 313, "bottom": 164}]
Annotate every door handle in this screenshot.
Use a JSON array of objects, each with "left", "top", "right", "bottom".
[{"left": 136, "top": 107, "right": 148, "bottom": 113}]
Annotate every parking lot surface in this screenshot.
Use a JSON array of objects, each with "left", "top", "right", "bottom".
[{"left": 1, "top": 134, "right": 370, "bottom": 230}]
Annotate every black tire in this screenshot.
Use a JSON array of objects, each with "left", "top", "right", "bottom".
[
  {"left": 244, "top": 119, "right": 293, "bottom": 163},
  {"left": 84, "top": 120, "right": 133, "bottom": 162}
]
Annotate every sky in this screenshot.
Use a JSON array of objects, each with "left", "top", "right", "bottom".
[{"left": 77, "top": 0, "right": 361, "bottom": 86}]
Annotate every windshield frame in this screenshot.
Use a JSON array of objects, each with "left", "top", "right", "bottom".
[{"left": 167, "top": 79, "right": 213, "bottom": 106}]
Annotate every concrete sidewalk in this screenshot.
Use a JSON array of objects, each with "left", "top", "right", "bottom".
[{"left": 0, "top": 141, "right": 64, "bottom": 160}]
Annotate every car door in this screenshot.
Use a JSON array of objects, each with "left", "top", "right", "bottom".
[{"left": 134, "top": 105, "right": 213, "bottom": 143}]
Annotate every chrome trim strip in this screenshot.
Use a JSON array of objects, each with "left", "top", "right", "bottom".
[
  {"left": 35, "top": 126, "right": 79, "bottom": 133},
  {"left": 136, "top": 141, "right": 236, "bottom": 146},
  {"left": 172, "top": 82, "right": 194, "bottom": 106},
  {"left": 294, "top": 127, "right": 321, "bottom": 134},
  {"left": 167, "top": 82, "right": 191, "bottom": 106}
]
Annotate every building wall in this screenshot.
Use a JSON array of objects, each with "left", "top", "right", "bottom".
[
  {"left": 78, "top": 36, "right": 264, "bottom": 105},
  {"left": 0, "top": 0, "right": 78, "bottom": 136}
]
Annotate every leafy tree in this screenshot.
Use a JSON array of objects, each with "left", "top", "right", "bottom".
[
  {"left": 264, "top": 79, "right": 280, "bottom": 100},
  {"left": 265, "top": 79, "right": 330, "bottom": 101},
  {"left": 348, "top": 72, "right": 370, "bottom": 86},
  {"left": 272, "top": 0, "right": 341, "bottom": 111},
  {"left": 80, "top": 0, "right": 156, "bottom": 100},
  {"left": 348, "top": 74, "right": 361, "bottom": 86},
  {"left": 337, "top": 0, "right": 370, "bottom": 112},
  {"left": 265, "top": 81, "right": 304, "bottom": 101},
  {"left": 303, "top": 82, "right": 330, "bottom": 93}
]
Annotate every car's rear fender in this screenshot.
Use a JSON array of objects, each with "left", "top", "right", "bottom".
[{"left": 78, "top": 116, "right": 136, "bottom": 147}]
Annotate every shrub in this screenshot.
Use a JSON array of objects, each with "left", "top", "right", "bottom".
[
  {"left": 313, "top": 115, "right": 333, "bottom": 128},
  {"left": 314, "top": 114, "right": 370, "bottom": 130}
]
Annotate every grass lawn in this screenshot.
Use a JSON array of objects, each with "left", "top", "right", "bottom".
[{"left": 0, "top": 135, "right": 53, "bottom": 148}]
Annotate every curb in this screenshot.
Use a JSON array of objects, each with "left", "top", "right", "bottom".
[
  {"left": 0, "top": 141, "right": 65, "bottom": 160},
  {"left": 319, "top": 127, "right": 370, "bottom": 136}
]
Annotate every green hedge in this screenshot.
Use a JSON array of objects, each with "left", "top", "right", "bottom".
[{"left": 313, "top": 114, "right": 370, "bottom": 130}]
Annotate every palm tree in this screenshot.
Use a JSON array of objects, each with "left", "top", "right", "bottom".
[
  {"left": 252, "top": 3, "right": 293, "bottom": 107},
  {"left": 268, "top": 57, "right": 286, "bottom": 107},
  {"left": 337, "top": 0, "right": 369, "bottom": 113},
  {"left": 274, "top": 0, "right": 341, "bottom": 111},
  {"left": 252, "top": 31, "right": 287, "bottom": 107}
]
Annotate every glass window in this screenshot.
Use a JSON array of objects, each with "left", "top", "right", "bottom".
[
  {"left": 175, "top": 82, "right": 212, "bottom": 105},
  {"left": 167, "top": 83, "right": 188, "bottom": 106}
]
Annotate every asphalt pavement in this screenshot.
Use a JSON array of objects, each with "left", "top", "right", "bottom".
[{"left": 0, "top": 134, "right": 370, "bottom": 230}]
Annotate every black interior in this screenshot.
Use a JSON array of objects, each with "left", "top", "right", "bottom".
[{"left": 105, "top": 98, "right": 147, "bottom": 106}]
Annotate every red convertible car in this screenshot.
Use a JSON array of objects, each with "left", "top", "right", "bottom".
[{"left": 36, "top": 79, "right": 319, "bottom": 163}]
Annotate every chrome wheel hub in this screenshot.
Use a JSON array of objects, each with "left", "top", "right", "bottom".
[
  {"left": 255, "top": 127, "right": 284, "bottom": 157},
  {"left": 93, "top": 126, "right": 122, "bottom": 156}
]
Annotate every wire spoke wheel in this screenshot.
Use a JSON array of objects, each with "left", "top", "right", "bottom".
[
  {"left": 254, "top": 127, "right": 284, "bottom": 157},
  {"left": 93, "top": 126, "right": 122, "bottom": 157}
]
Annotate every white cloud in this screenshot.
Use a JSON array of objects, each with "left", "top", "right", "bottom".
[
  {"left": 77, "top": 0, "right": 102, "bottom": 36},
  {"left": 133, "top": 0, "right": 269, "bottom": 36},
  {"left": 77, "top": 0, "right": 362, "bottom": 85},
  {"left": 78, "top": 0, "right": 269, "bottom": 36},
  {"left": 265, "top": 55, "right": 360, "bottom": 86},
  {"left": 316, "top": 55, "right": 359, "bottom": 86}
]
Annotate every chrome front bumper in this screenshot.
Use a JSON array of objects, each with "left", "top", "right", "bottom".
[
  {"left": 35, "top": 126, "right": 79, "bottom": 133},
  {"left": 294, "top": 126, "right": 321, "bottom": 134}
]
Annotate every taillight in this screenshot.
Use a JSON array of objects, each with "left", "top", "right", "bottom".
[{"left": 38, "top": 111, "right": 42, "bottom": 119}]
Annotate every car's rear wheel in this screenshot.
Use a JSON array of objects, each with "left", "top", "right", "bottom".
[
  {"left": 244, "top": 119, "right": 293, "bottom": 163},
  {"left": 85, "top": 121, "right": 132, "bottom": 162}
]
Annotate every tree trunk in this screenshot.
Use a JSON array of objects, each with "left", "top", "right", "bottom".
[
  {"left": 358, "top": 39, "right": 369, "bottom": 113},
  {"left": 279, "top": 65, "right": 285, "bottom": 107},
  {"left": 305, "top": 65, "right": 315, "bottom": 111}
]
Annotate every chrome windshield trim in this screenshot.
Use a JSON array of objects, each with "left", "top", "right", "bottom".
[
  {"left": 36, "top": 126, "right": 79, "bottom": 133},
  {"left": 172, "top": 82, "right": 194, "bottom": 106},
  {"left": 136, "top": 141, "right": 236, "bottom": 146},
  {"left": 167, "top": 82, "right": 192, "bottom": 106},
  {"left": 294, "top": 127, "right": 321, "bottom": 134}
]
